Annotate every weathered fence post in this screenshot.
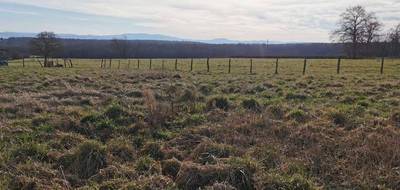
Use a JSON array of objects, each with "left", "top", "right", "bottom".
[
  {"left": 109, "top": 59, "right": 112, "bottom": 69},
  {"left": 118, "top": 60, "right": 121, "bottom": 69},
  {"left": 303, "top": 58, "right": 307, "bottom": 75},
  {"left": 137, "top": 59, "right": 140, "bottom": 69},
  {"left": 207, "top": 58, "right": 210, "bottom": 72},
  {"left": 250, "top": 59, "right": 253, "bottom": 74},
  {"left": 69, "top": 59, "right": 73, "bottom": 68},
  {"left": 64, "top": 59, "right": 67, "bottom": 68},
  {"left": 380, "top": 57, "right": 384, "bottom": 74},
  {"left": 174, "top": 59, "right": 178, "bottom": 71},
  {"left": 275, "top": 58, "right": 279, "bottom": 74},
  {"left": 100, "top": 59, "right": 103, "bottom": 68},
  {"left": 149, "top": 59, "right": 152, "bottom": 70},
  {"left": 22, "top": 58, "right": 25, "bottom": 67},
  {"left": 337, "top": 58, "right": 341, "bottom": 74},
  {"left": 190, "top": 58, "right": 193, "bottom": 72},
  {"left": 228, "top": 58, "right": 231, "bottom": 74}
]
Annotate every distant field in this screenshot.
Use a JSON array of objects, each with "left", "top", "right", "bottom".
[
  {"left": 1, "top": 59, "right": 400, "bottom": 189},
  {"left": 7, "top": 58, "right": 400, "bottom": 75}
]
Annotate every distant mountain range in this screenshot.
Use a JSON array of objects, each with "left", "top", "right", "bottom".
[{"left": 0, "top": 32, "right": 283, "bottom": 44}]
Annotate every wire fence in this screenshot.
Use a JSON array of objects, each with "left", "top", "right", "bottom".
[{"left": 5, "top": 57, "right": 400, "bottom": 75}]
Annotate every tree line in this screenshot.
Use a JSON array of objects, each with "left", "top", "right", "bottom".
[{"left": 0, "top": 5, "right": 399, "bottom": 65}]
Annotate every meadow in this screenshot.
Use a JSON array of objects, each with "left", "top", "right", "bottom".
[{"left": 1, "top": 58, "right": 400, "bottom": 189}]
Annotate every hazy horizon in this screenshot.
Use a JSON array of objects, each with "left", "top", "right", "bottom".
[{"left": 1, "top": 0, "right": 399, "bottom": 42}]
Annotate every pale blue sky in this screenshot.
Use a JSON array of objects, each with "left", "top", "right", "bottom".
[{"left": 1, "top": 0, "right": 399, "bottom": 42}]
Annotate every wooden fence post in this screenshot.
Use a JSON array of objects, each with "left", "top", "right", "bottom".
[
  {"left": 137, "top": 59, "right": 140, "bottom": 69},
  {"left": 228, "top": 58, "right": 231, "bottom": 74},
  {"left": 118, "top": 60, "right": 121, "bottom": 69},
  {"left": 22, "top": 58, "right": 25, "bottom": 67},
  {"left": 64, "top": 59, "right": 67, "bottom": 68},
  {"left": 250, "top": 59, "right": 253, "bottom": 74},
  {"left": 207, "top": 58, "right": 210, "bottom": 72},
  {"left": 303, "top": 58, "right": 307, "bottom": 75},
  {"left": 109, "top": 59, "right": 112, "bottom": 69},
  {"left": 337, "top": 58, "right": 341, "bottom": 74},
  {"left": 275, "top": 58, "right": 279, "bottom": 74},
  {"left": 100, "top": 59, "right": 103, "bottom": 68},
  {"left": 190, "top": 58, "right": 193, "bottom": 72},
  {"left": 380, "top": 57, "right": 384, "bottom": 74},
  {"left": 69, "top": 59, "right": 73, "bottom": 68},
  {"left": 175, "top": 59, "right": 178, "bottom": 71},
  {"left": 149, "top": 59, "right": 152, "bottom": 70}
]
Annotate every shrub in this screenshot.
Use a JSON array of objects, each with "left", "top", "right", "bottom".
[
  {"left": 241, "top": 99, "right": 261, "bottom": 112},
  {"left": 207, "top": 96, "right": 230, "bottom": 111},
  {"left": 161, "top": 158, "right": 181, "bottom": 178},
  {"left": 140, "top": 142, "right": 165, "bottom": 160},
  {"left": 288, "top": 109, "right": 308, "bottom": 123},
  {"left": 68, "top": 140, "right": 107, "bottom": 179}
]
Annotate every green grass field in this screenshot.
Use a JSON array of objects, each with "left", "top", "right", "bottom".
[
  {"left": 6, "top": 57, "right": 400, "bottom": 75},
  {"left": 1, "top": 58, "right": 400, "bottom": 189}
]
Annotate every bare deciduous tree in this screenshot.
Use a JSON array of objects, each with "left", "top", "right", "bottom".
[
  {"left": 331, "top": 6, "right": 382, "bottom": 58},
  {"left": 30, "top": 32, "right": 62, "bottom": 67}
]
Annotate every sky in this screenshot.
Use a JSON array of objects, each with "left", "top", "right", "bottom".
[{"left": 0, "top": 0, "right": 399, "bottom": 42}]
